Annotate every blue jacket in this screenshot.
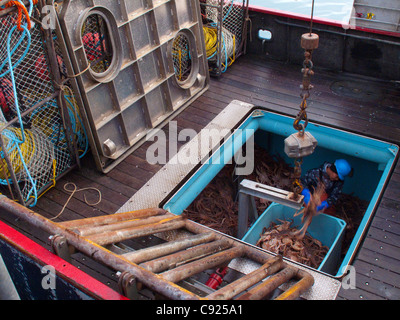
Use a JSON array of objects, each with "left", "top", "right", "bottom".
[{"left": 300, "top": 162, "right": 344, "bottom": 207}]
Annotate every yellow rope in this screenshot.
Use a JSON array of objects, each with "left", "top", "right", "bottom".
[
  {"left": 203, "top": 26, "right": 236, "bottom": 72},
  {"left": 179, "top": 49, "right": 182, "bottom": 80},
  {"left": 0, "top": 127, "right": 36, "bottom": 179},
  {"left": 203, "top": 26, "right": 218, "bottom": 59}
]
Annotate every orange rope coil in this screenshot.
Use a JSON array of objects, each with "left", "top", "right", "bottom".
[{"left": 1, "top": 0, "right": 38, "bottom": 31}]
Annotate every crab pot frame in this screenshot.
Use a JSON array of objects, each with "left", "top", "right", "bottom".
[{"left": 201, "top": 0, "right": 249, "bottom": 76}]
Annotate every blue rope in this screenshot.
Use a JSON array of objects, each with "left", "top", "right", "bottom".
[
  {"left": 0, "top": 0, "right": 38, "bottom": 206},
  {"left": 5, "top": 24, "right": 31, "bottom": 142},
  {"left": 64, "top": 95, "right": 89, "bottom": 158},
  {"left": 206, "top": 0, "right": 234, "bottom": 73},
  {"left": 222, "top": 0, "right": 234, "bottom": 23},
  {"left": 1, "top": 0, "right": 34, "bottom": 140},
  {"left": 0, "top": 0, "right": 33, "bottom": 77}
]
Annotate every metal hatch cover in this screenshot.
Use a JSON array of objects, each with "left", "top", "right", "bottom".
[{"left": 58, "top": 0, "right": 209, "bottom": 172}]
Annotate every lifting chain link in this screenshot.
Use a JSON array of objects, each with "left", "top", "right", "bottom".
[
  {"left": 291, "top": 28, "right": 319, "bottom": 200},
  {"left": 292, "top": 158, "right": 303, "bottom": 197},
  {"left": 293, "top": 48, "right": 315, "bottom": 135}
]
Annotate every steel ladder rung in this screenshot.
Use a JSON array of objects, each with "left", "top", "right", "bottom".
[{"left": 58, "top": 208, "right": 314, "bottom": 300}]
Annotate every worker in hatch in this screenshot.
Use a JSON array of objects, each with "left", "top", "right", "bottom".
[{"left": 300, "top": 159, "right": 353, "bottom": 213}]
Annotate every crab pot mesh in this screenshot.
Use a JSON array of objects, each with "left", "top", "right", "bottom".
[
  {"left": 0, "top": 127, "right": 56, "bottom": 200},
  {"left": 0, "top": 6, "right": 83, "bottom": 206},
  {"left": 172, "top": 33, "right": 192, "bottom": 82},
  {"left": 62, "top": 89, "right": 89, "bottom": 157},
  {"left": 81, "top": 13, "right": 113, "bottom": 74}
]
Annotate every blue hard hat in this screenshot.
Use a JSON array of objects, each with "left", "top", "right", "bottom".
[{"left": 335, "top": 159, "right": 352, "bottom": 180}]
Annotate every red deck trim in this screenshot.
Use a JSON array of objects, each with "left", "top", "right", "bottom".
[
  {"left": 248, "top": 5, "right": 400, "bottom": 38},
  {"left": 0, "top": 219, "right": 128, "bottom": 300}
]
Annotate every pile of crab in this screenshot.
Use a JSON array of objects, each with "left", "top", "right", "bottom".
[
  {"left": 185, "top": 163, "right": 239, "bottom": 236},
  {"left": 184, "top": 146, "right": 294, "bottom": 236},
  {"left": 256, "top": 219, "right": 329, "bottom": 269}
]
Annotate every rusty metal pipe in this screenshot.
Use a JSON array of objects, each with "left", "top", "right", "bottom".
[
  {"left": 243, "top": 246, "right": 315, "bottom": 300},
  {"left": 0, "top": 196, "right": 201, "bottom": 300},
  {"left": 184, "top": 219, "right": 278, "bottom": 264},
  {"left": 123, "top": 232, "right": 215, "bottom": 264},
  {"left": 140, "top": 239, "right": 233, "bottom": 273},
  {"left": 87, "top": 215, "right": 186, "bottom": 246},
  {"left": 60, "top": 208, "right": 167, "bottom": 229},
  {"left": 74, "top": 213, "right": 175, "bottom": 236},
  {"left": 207, "top": 256, "right": 284, "bottom": 300},
  {"left": 238, "top": 267, "right": 297, "bottom": 300},
  {"left": 183, "top": 219, "right": 228, "bottom": 240},
  {"left": 0, "top": 196, "right": 314, "bottom": 301},
  {"left": 275, "top": 269, "right": 314, "bottom": 300},
  {"left": 0, "top": 195, "right": 203, "bottom": 300},
  {"left": 161, "top": 246, "right": 243, "bottom": 283}
]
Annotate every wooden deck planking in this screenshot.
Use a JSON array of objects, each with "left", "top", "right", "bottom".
[
  {"left": 209, "top": 59, "right": 400, "bottom": 142},
  {"left": 337, "top": 160, "right": 400, "bottom": 299},
  {"left": 1, "top": 54, "right": 399, "bottom": 300}
]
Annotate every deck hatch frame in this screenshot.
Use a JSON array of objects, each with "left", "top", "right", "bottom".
[{"left": 118, "top": 100, "right": 398, "bottom": 280}]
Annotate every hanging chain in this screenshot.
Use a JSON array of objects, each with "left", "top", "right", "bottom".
[
  {"left": 293, "top": 49, "right": 314, "bottom": 135},
  {"left": 291, "top": 0, "right": 318, "bottom": 200},
  {"left": 292, "top": 158, "right": 303, "bottom": 198}
]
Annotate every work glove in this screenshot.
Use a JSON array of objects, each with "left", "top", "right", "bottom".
[
  {"left": 317, "top": 201, "right": 329, "bottom": 212},
  {"left": 301, "top": 189, "right": 311, "bottom": 205}
]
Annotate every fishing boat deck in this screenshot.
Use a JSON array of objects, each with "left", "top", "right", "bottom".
[{"left": 1, "top": 54, "right": 399, "bottom": 300}]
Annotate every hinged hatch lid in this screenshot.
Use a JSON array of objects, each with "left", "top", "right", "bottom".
[{"left": 58, "top": 0, "right": 209, "bottom": 172}]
